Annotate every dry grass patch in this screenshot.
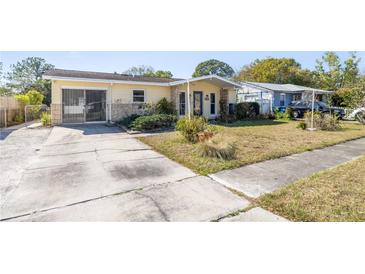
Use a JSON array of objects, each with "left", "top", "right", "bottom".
[
  {"left": 258, "top": 156, "right": 365, "bottom": 222},
  {"left": 139, "top": 120, "right": 365, "bottom": 175}
]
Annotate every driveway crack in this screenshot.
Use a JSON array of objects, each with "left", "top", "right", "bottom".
[{"left": 135, "top": 192, "right": 170, "bottom": 221}]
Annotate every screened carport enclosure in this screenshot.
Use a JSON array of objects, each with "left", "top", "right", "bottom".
[{"left": 62, "top": 89, "right": 106, "bottom": 123}]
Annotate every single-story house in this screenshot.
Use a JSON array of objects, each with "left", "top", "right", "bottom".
[
  {"left": 237, "top": 82, "right": 333, "bottom": 113},
  {"left": 43, "top": 69, "right": 240, "bottom": 125}
]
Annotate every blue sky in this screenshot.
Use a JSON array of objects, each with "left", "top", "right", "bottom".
[{"left": 1, "top": 51, "right": 364, "bottom": 79}]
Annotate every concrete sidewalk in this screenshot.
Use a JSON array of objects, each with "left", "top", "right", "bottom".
[{"left": 210, "top": 138, "right": 365, "bottom": 198}]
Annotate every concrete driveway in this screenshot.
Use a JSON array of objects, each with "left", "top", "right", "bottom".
[{"left": 0, "top": 124, "right": 249, "bottom": 221}]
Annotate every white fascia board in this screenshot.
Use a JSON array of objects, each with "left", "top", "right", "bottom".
[
  {"left": 43, "top": 75, "right": 171, "bottom": 86},
  {"left": 168, "top": 75, "right": 242, "bottom": 88}
]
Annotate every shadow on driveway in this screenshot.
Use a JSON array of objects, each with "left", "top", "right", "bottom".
[
  {"left": 58, "top": 124, "right": 123, "bottom": 135},
  {"left": 0, "top": 129, "right": 15, "bottom": 140}
]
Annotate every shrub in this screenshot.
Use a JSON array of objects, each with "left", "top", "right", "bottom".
[
  {"left": 14, "top": 112, "right": 24, "bottom": 123},
  {"left": 199, "top": 138, "right": 237, "bottom": 160},
  {"left": 15, "top": 89, "right": 44, "bottom": 105},
  {"left": 176, "top": 116, "right": 209, "bottom": 143},
  {"left": 155, "top": 98, "right": 176, "bottom": 115},
  {"left": 40, "top": 112, "right": 52, "bottom": 126},
  {"left": 143, "top": 98, "right": 176, "bottom": 115},
  {"left": 297, "top": 121, "right": 307, "bottom": 130},
  {"left": 304, "top": 111, "right": 340, "bottom": 131},
  {"left": 274, "top": 107, "right": 293, "bottom": 120},
  {"left": 118, "top": 114, "right": 141, "bottom": 128},
  {"left": 236, "top": 102, "right": 260, "bottom": 119},
  {"left": 130, "top": 114, "right": 177, "bottom": 131}
]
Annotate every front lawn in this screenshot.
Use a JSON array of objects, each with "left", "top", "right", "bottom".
[
  {"left": 138, "top": 120, "right": 365, "bottom": 175},
  {"left": 258, "top": 156, "right": 365, "bottom": 222}
]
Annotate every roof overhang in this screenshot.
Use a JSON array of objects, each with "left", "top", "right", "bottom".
[
  {"left": 169, "top": 75, "right": 242, "bottom": 88},
  {"left": 43, "top": 75, "right": 172, "bottom": 86},
  {"left": 239, "top": 82, "right": 334, "bottom": 94},
  {"left": 43, "top": 74, "right": 241, "bottom": 88}
]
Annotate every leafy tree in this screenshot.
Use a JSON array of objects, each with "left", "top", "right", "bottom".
[
  {"left": 0, "top": 61, "right": 3, "bottom": 81},
  {"left": 153, "top": 70, "right": 173, "bottom": 78},
  {"left": 6, "top": 57, "right": 54, "bottom": 105},
  {"left": 315, "top": 52, "right": 363, "bottom": 107},
  {"left": 0, "top": 62, "right": 14, "bottom": 95},
  {"left": 0, "top": 86, "right": 13, "bottom": 96},
  {"left": 192, "top": 59, "right": 234, "bottom": 78},
  {"left": 342, "top": 52, "right": 361, "bottom": 87},
  {"left": 124, "top": 65, "right": 173, "bottom": 78},
  {"left": 7, "top": 57, "right": 54, "bottom": 90},
  {"left": 329, "top": 76, "right": 365, "bottom": 108},
  {"left": 314, "top": 52, "right": 343, "bottom": 91},
  {"left": 235, "top": 58, "right": 314, "bottom": 86},
  {"left": 123, "top": 65, "right": 155, "bottom": 76}
]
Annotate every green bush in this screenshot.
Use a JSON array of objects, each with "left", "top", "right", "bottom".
[
  {"left": 274, "top": 107, "right": 293, "bottom": 120},
  {"left": 155, "top": 98, "right": 176, "bottom": 115},
  {"left": 176, "top": 116, "right": 209, "bottom": 143},
  {"left": 296, "top": 121, "right": 307, "bottom": 130},
  {"left": 304, "top": 111, "right": 340, "bottom": 131},
  {"left": 15, "top": 89, "right": 44, "bottom": 105},
  {"left": 143, "top": 98, "right": 176, "bottom": 115},
  {"left": 14, "top": 112, "right": 24, "bottom": 123},
  {"left": 130, "top": 114, "right": 177, "bottom": 131},
  {"left": 236, "top": 102, "right": 260, "bottom": 119},
  {"left": 117, "top": 114, "right": 141, "bottom": 128},
  {"left": 40, "top": 112, "right": 52, "bottom": 126},
  {"left": 199, "top": 138, "right": 237, "bottom": 160}
]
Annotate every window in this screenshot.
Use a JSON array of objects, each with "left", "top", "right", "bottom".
[
  {"left": 210, "top": 93, "right": 216, "bottom": 115},
  {"left": 279, "top": 93, "right": 285, "bottom": 106},
  {"left": 293, "top": 94, "right": 302, "bottom": 102},
  {"left": 179, "top": 92, "right": 186, "bottom": 115},
  {"left": 133, "top": 90, "right": 144, "bottom": 102}
]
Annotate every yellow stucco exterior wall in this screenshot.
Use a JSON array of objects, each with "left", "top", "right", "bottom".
[
  {"left": 51, "top": 79, "right": 237, "bottom": 123},
  {"left": 52, "top": 80, "right": 171, "bottom": 105},
  {"left": 174, "top": 80, "right": 236, "bottom": 118}
]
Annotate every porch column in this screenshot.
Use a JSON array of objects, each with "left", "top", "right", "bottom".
[
  {"left": 109, "top": 83, "right": 113, "bottom": 122},
  {"left": 187, "top": 80, "right": 191, "bottom": 119}
]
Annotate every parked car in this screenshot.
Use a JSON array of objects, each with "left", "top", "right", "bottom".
[{"left": 288, "top": 101, "right": 345, "bottom": 119}]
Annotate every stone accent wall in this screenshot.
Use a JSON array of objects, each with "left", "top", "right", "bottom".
[
  {"left": 111, "top": 103, "right": 145, "bottom": 121},
  {"left": 220, "top": 88, "right": 228, "bottom": 103},
  {"left": 51, "top": 104, "right": 62, "bottom": 125},
  {"left": 170, "top": 87, "right": 179, "bottom": 112}
]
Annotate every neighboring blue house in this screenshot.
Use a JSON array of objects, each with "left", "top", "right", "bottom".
[{"left": 237, "top": 82, "right": 333, "bottom": 113}]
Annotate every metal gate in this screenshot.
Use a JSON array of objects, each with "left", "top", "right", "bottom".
[{"left": 62, "top": 89, "right": 106, "bottom": 123}]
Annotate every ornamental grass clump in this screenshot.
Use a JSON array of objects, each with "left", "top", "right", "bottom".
[
  {"left": 304, "top": 111, "right": 340, "bottom": 131},
  {"left": 199, "top": 138, "right": 237, "bottom": 160}
]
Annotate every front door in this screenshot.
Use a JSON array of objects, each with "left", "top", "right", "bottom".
[
  {"left": 85, "top": 90, "right": 106, "bottom": 122},
  {"left": 193, "top": 91, "right": 203, "bottom": 116}
]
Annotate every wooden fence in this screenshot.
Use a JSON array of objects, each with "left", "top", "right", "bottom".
[{"left": 0, "top": 96, "right": 22, "bottom": 128}]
